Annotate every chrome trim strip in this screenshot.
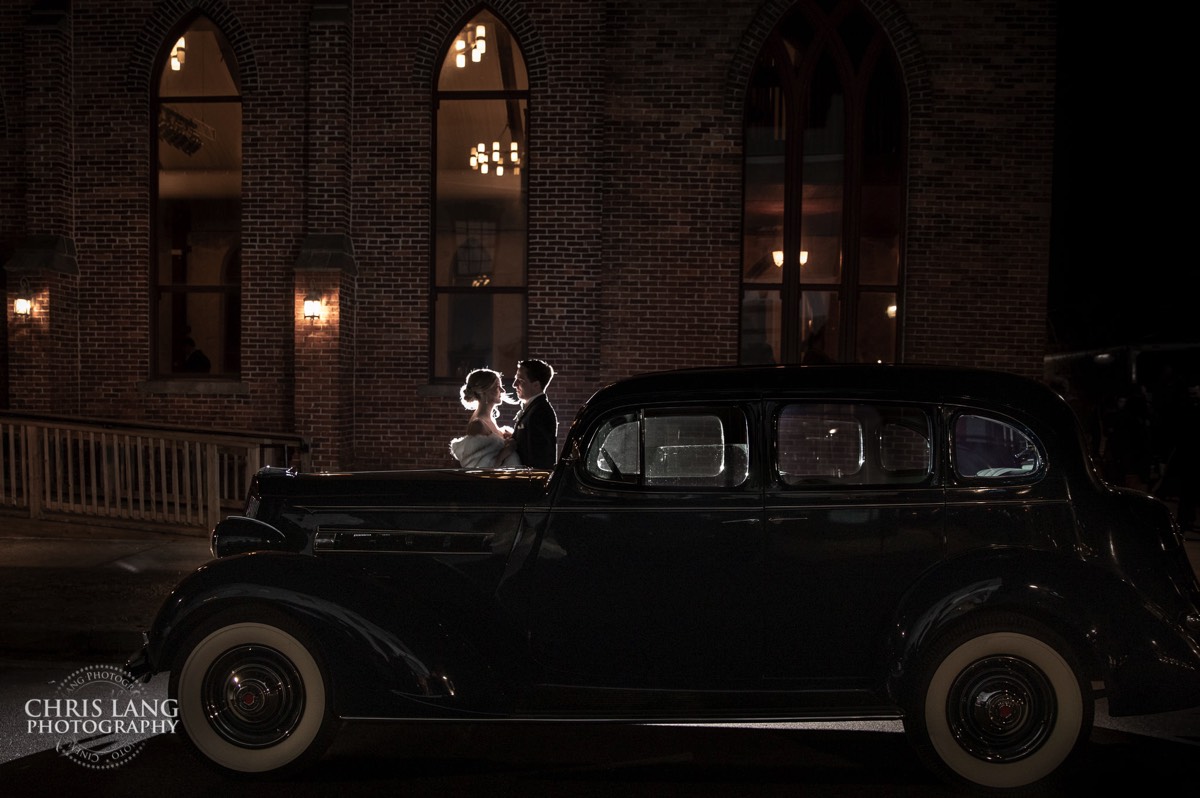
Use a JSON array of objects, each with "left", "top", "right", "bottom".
[{"left": 315, "top": 528, "right": 492, "bottom": 554}]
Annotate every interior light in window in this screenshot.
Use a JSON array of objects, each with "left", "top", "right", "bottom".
[
  {"left": 467, "top": 128, "right": 519, "bottom": 178},
  {"left": 170, "top": 37, "right": 186, "bottom": 71},
  {"left": 455, "top": 52, "right": 466, "bottom": 68},
  {"left": 887, "top": 304, "right": 897, "bottom": 318},
  {"left": 772, "top": 250, "right": 808, "bottom": 267}
]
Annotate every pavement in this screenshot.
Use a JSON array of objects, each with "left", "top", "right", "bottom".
[
  {"left": 0, "top": 515, "right": 212, "bottom": 663},
  {"left": 0, "top": 511, "right": 1199, "bottom": 665}
]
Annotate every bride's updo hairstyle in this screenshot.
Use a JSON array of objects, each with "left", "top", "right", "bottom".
[{"left": 459, "top": 368, "right": 504, "bottom": 411}]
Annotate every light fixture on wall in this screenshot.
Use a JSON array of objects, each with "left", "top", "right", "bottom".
[
  {"left": 454, "top": 24, "right": 487, "bottom": 68},
  {"left": 303, "top": 294, "right": 322, "bottom": 321},
  {"left": 469, "top": 125, "right": 520, "bottom": 177},
  {"left": 170, "top": 37, "right": 186, "bottom": 71},
  {"left": 13, "top": 278, "right": 33, "bottom": 317}
]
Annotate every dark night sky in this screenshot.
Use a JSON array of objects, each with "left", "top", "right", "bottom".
[{"left": 1047, "top": 8, "right": 1192, "bottom": 353}]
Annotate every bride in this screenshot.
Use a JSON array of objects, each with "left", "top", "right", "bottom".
[{"left": 449, "top": 368, "right": 523, "bottom": 468}]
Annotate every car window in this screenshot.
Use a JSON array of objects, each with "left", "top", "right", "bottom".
[
  {"left": 777, "top": 403, "right": 933, "bottom": 486},
  {"left": 879, "top": 409, "right": 934, "bottom": 480},
  {"left": 953, "top": 413, "right": 1042, "bottom": 479},
  {"left": 585, "top": 407, "right": 750, "bottom": 488}
]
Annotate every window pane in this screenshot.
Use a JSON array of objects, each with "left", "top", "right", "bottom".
[
  {"left": 644, "top": 409, "right": 750, "bottom": 488},
  {"left": 778, "top": 404, "right": 863, "bottom": 483},
  {"left": 434, "top": 96, "right": 528, "bottom": 292},
  {"left": 587, "top": 413, "right": 640, "bottom": 482},
  {"left": 799, "top": 290, "right": 839, "bottom": 364},
  {"left": 434, "top": 16, "right": 528, "bottom": 381},
  {"left": 741, "top": 288, "right": 781, "bottom": 364},
  {"left": 155, "top": 219, "right": 240, "bottom": 286},
  {"left": 743, "top": 57, "right": 786, "bottom": 285},
  {"left": 154, "top": 289, "right": 238, "bottom": 375},
  {"left": 155, "top": 19, "right": 240, "bottom": 380},
  {"left": 586, "top": 409, "right": 750, "bottom": 488},
  {"left": 433, "top": 291, "right": 524, "bottom": 381},
  {"left": 855, "top": 291, "right": 896, "bottom": 364},
  {"left": 779, "top": 403, "right": 930, "bottom": 486},
  {"left": 879, "top": 408, "right": 932, "bottom": 481},
  {"left": 741, "top": 3, "right": 905, "bottom": 365},
  {"left": 158, "top": 17, "right": 240, "bottom": 97},
  {"left": 800, "top": 55, "right": 844, "bottom": 287},
  {"left": 437, "top": 11, "right": 528, "bottom": 91},
  {"left": 954, "top": 414, "right": 1043, "bottom": 479}
]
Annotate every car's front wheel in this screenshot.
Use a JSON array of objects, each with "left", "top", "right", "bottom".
[
  {"left": 903, "top": 613, "right": 1092, "bottom": 792},
  {"left": 170, "top": 610, "right": 336, "bottom": 775}
]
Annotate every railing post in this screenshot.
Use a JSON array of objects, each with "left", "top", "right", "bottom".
[
  {"left": 205, "top": 442, "right": 221, "bottom": 532},
  {"left": 26, "top": 424, "right": 44, "bottom": 519}
]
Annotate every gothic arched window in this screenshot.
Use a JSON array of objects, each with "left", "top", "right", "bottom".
[
  {"left": 152, "top": 15, "right": 242, "bottom": 377},
  {"left": 741, "top": 1, "right": 906, "bottom": 365},
  {"left": 433, "top": 10, "right": 529, "bottom": 381}
]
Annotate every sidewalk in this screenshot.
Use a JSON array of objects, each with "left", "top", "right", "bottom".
[{"left": 0, "top": 515, "right": 212, "bottom": 662}]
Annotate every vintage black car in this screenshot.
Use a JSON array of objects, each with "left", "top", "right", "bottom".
[{"left": 127, "top": 365, "right": 1200, "bottom": 792}]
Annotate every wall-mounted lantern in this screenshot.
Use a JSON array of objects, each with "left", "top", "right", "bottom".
[
  {"left": 303, "top": 294, "right": 322, "bottom": 321},
  {"left": 13, "top": 278, "right": 33, "bottom": 317}
]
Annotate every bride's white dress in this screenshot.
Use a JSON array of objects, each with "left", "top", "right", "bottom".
[{"left": 449, "top": 430, "right": 522, "bottom": 468}]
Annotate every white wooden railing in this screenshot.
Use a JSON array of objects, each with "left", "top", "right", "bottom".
[{"left": 0, "top": 412, "right": 308, "bottom": 533}]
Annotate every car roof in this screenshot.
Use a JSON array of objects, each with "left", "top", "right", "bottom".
[{"left": 585, "top": 364, "right": 1064, "bottom": 416}]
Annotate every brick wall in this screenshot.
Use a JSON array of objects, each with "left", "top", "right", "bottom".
[
  {"left": 1, "top": 0, "right": 1057, "bottom": 469},
  {"left": 899, "top": 0, "right": 1055, "bottom": 376}
]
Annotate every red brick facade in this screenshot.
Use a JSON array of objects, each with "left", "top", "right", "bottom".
[{"left": 1, "top": 0, "right": 1056, "bottom": 471}]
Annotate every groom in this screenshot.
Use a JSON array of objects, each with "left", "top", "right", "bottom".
[{"left": 511, "top": 358, "right": 558, "bottom": 469}]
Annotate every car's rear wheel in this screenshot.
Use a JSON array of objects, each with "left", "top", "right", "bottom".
[
  {"left": 170, "top": 610, "right": 336, "bottom": 775},
  {"left": 903, "top": 613, "right": 1092, "bottom": 792}
]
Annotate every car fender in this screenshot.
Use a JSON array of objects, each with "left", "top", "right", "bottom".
[
  {"left": 142, "top": 552, "right": 518, "bottom": 718},
  {"left": 884, "top": 547, "right": 1200, "bottom": 714}
]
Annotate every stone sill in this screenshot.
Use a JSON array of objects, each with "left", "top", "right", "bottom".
[{"left": 138, "top": 379, "right": 251, "bottom": 396}]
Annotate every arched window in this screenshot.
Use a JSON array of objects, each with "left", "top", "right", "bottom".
[
  {"left": 741, "top": 1, "right": 905, "bottom": 365},
  {"left": 433, "top": 10, "right": 528, "bottom": 381},
  {"left": 152, "top": 16, "right": 242, "bottom": 377}
]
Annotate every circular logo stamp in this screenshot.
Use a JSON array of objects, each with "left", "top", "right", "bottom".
[{"left": 23, "top": 664, "right": 178, "bottom": 770}]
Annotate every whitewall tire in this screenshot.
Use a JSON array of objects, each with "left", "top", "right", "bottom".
[
  {"left": 904, "top": 614, "right": 1091, "bottom": 791},
  {"left": 173, "top": 617, "right": 334, "bottom": 775}
]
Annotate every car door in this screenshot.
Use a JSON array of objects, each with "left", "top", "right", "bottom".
[
  {"left": 525, "top": 401, "right": 764, "bottom": 688},
  {"left": 944, "top": 406, "right": 1073, "bottom": 553},
  {"left": 762, "top": 399, "right": 945, "bottom": 685}
]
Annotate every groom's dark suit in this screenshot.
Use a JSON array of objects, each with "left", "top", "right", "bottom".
[{"left": 512, "top": 393, "right": 558, "bottom": 469}]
